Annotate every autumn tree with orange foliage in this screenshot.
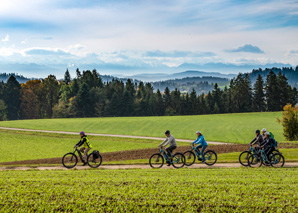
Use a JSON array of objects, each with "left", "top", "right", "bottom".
[{"left": 277, "top": 104, "right": 298, "bottom": 141}]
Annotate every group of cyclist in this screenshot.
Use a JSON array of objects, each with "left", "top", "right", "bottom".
[
  {"left": 74, "top": 129, "right": 208, "bottom": 166},
  {"left": 249, "top": 128, "right": 277, "bottom": 164},
  {"left": 74, "top": 127, "right": 277, "bottom": 166}
]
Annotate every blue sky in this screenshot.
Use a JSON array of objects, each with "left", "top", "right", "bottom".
[{"left": 0, "top": 0, "right": 298, "bottom": 78}]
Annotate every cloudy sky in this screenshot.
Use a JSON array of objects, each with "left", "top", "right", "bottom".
[{"left": 0, "top": 0, "right": 298, "bottom": 78}]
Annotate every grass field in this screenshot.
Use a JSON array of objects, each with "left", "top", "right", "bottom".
[
  {"left": 0, "top": 112, "right": 288, "bottom": 143},
  {"left": 1, "top": 129, "right": 297, "bottom": 164},
  {"left": 0, "top": 129, "right": 169, "bottom": 163},
  {"left": 0, "top": 168, "right": 297, "bottom": 212}
]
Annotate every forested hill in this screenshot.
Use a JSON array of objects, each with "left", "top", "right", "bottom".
[
  {"left": 0, "top": 73, "right": 32, "bottom": 83},
  {"left": 249, "top": 66, "right": 298, "bottom": 87},
  {"left": 151, "top": 76, "right": 229, "bottom": 93}
]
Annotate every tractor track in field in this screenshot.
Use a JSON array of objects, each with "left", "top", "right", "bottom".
[
  {"left": 0, "top": 127, "right": 227, "bottom": 144},
  {"left": 1, "top": 162, "right": 298, "bottom": 171}
]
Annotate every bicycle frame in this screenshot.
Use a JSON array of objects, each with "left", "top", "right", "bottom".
[
  {"left": 159, "top": 147, "right": 181, "bottom": 164},
  {"left": 191, "top": 145, "right": 203, "bottom": 158},
  {"left": 71, "top": 148, "right": 84, "bottom": 162}
]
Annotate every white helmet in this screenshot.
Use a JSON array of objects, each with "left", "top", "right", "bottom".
[
  {"left": 196, "top": 130, "right": 201, "bottom": 134},
  {"left": 262, "top": 128, "right": 267, "bottom": 132},
  {"left": 265, "top": 132, "right": 270, "bottom": 136}
]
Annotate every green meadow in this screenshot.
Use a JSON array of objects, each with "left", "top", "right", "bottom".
[
  {"left": 0, "top": 130, "right": 165, "bottom": 163},
  {"left": 0, "top": 112, "right": 287, "bottom": 143},
  {"left": 0, "top": 168, "right": 297, "bottom": 212}
]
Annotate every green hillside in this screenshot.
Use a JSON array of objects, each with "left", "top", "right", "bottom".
[{"left": 0, "top": 112, "right": 287, "bottom": 143}]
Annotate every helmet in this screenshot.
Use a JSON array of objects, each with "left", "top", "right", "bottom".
[
  {"left": 255, "top": 130, "right": 260, "bottom": 134},
  {"left": 196, "top": 130, "right": 201, "bottom": 134},
  {"left": 165, "top": 130, "right": 170, "bottom": 135},
  {"left": 79, "top": 131, "right": 85, "bottom": 135},
  {"left": 262, "top": 128, "right": 267, "bottom": 132},
  {"left": 265, "top": 132, "right": 270, "bottom": 136}
]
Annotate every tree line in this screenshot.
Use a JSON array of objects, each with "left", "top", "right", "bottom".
[{"left": 0, "top": 68, "right": 297, "bottom": 121}]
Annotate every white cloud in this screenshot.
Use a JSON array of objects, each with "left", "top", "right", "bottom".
[{"left": 1, "top": 34, "right": 9, "bottom": 42}]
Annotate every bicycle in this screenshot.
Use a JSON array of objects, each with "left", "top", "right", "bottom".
[
  {"left": 183, "top": 144, "right": 217, "bottom": 166},
  {"left": 62, "top": 147, "right": 102, "bottom": 169},
  {"left": 149, "top": 146, "right": 185, "bottom": 168},
  {"left": 248, "top": 147, "right": 284, "bottom": 168},
  {"left": 239, "top": 145, "right": 280, "bottom": 167}
]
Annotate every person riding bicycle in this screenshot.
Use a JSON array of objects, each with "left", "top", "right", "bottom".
[
  {"left": 261, "top": 128, "right": 274, "bottom": 140},
  {"left": 261, "top": 132, "right": 275, "bottom": 162},
  {"left": 249, "top": 130, "right": 264, "bottom": 148},
  {"left": 158, "top": 130, "right": 177, "bottom": 166},
  {"left": 74, "top": 131, "right": 92, "bottom": 166},
  {"left": 192, "top": 130, "right": 208, "bottom": 163}
]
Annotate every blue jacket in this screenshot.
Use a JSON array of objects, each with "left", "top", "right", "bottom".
[{"left": 193, "top": 135, "right": 208, "bottom": 146}]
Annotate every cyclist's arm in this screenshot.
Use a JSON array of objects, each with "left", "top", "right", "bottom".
[
  {"left": 192, "top": 138, "right": 199, "bottom": 144},
  {"left": 76, "top": 138, "right": 86, "bottom": 147},
  {"left": 159, "top": 138, "right": 168, "bottom": 147},
  {"left": 249, "top": 137, "right": 256, "bottom": 145}
]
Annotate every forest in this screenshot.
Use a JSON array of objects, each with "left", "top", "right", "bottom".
[{"left": 0, "top": 68, "right": 297, "bottom": 120}]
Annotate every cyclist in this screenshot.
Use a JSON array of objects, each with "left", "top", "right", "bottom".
[
  {"left": 262, "top": 128, "right": 274, "bottom": 139},
  {"left": 192, "top": 130, "right": 208, "bottom": 163},
  {"left": 249, "top": 130, "right": 264, "bottom": 147},
  {"left": 159, "top": 130, "right": 177, "bottom": 166},
  {"left": 74, "top": 131, "right": 92, "bottom": 166},
  {"left": 261, "top": 132, "right": 275, "bottom": 162}
]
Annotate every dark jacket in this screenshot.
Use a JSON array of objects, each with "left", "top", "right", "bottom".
[
  {"left": 262, "top": 137, "right": 274, "bottom": 149},
  {"left": 250, "top": 134, "right": 264, "bottom": 146}
]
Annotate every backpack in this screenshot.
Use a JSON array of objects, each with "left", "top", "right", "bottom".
[
  {"left": 272, "top": 139, "right": 277, "bottom": 148},
  {"left": 92, "top": 150, "right": 100, "bottom": 159},
  {"left": 269, "top": 132, "right": 274, "bottom": 139}
]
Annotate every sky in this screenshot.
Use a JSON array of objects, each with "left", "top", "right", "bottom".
[{"left": 0, "top": 0, "right": 298, "bottom": 78}]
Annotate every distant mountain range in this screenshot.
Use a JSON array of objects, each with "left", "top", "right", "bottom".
[
  {"left": 124, "top": 70, "right": 236, "bottom": 81},
  {"left": 0, "top": 73, "right": 34, "bottom": 84}
]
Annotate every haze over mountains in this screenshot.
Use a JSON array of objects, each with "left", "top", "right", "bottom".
[{"left": 0, "top": 61, "right": 293, "bottom": 80}]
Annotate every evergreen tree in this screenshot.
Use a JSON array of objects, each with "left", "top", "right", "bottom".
[
  {"left": 76, "top": 68, "right": 81, "bottom": 79},
  {"left": 163, "top": 87, "right": 171, "bottom": 109},
  {"left": 277, "top": 72, "right": 290, "bottom": 109},
  {"left": 64, "top": 69, "right": 71, "bottom": 84},
  {"left": 76, "top": 83, "right": 92, "bottom": 117},
  {"left": 40, "top": 75, "right": 59, "bottom": 118},
  {"left": 171, "top": 88, "right": 181, "bottom": 115},
  {"left": 265, "top": 71, "right": 279, "bottom": 111},
  {"left": 155, "top": 89, "right": 165, "bottom": 116},
  {"left": 189, "top": 89, "right": 197, "bottom": 114},
  {"left": 252, "top": 74, "right": 265, "bottom": 112},
  {"left": 212, "top": 83, "right": 222, "bottom": 113},
  {"left": 4, "top": 75, "right": 21, "bottom": 120}
]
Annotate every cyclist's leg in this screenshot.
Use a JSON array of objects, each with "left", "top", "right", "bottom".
[
  {"left": 79, "top": 147, "right": 85, "bottom": 155},
  {"left": 166, "top": 145, "right": 177, "bottom": 158},
  {"left": 83, "top": 148, "right": 91, "bottom": 162},
  {"left": 195, "top": 145, "right": 202, "bottom": 158},
  {"left": 201, "top": 145, "right": 208, "bottom": 161}
]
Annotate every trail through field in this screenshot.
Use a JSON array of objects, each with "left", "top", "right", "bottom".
[
  {"left": 0, "top": 127, "right": 227, "bottom": 144},
  {"left": 1, "top": 162, "right": 298, "bottom": 171}
]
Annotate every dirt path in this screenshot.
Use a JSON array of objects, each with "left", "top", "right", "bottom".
[
  {"left": 1, "top": 162, "right": 298, "bottom": 171},
  {"left": 0, "top": 127, "right": 227, "bottom": 144}
]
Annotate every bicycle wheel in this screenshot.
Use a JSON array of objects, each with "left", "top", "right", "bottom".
[
  {"left": 248, "top": 154, "right": 262, "bottom": 168},
  {"left": 183, "top": 151, "right": 195, "bottom": 166},
  {"left": 87, "top": 153, "right": 102, "bottom": 168},
  {"left": 204, "top": 150, "right": 217, "bottom": 166},
  {"left": 239, "top": 151, "right": 251, "bottom": 167},
  {"left": 62, "top": 153, "right": 78, "bottom": 169},
  {"left": 149, "top": 153, "right": 164, "bottom": 168},
  {"left": 172, "top": 153, "right": 185, "bottom": 168},
  {"left": 270, "top": 153, "right": 285, "bottom": 168}
]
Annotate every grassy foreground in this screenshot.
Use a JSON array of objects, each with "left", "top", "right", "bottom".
[
  {"left": 0, "top": 168, "right": 297, "bottom": 212},
  {"left": 0, "top": 112, "right": 286, "bottom": 143}
]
